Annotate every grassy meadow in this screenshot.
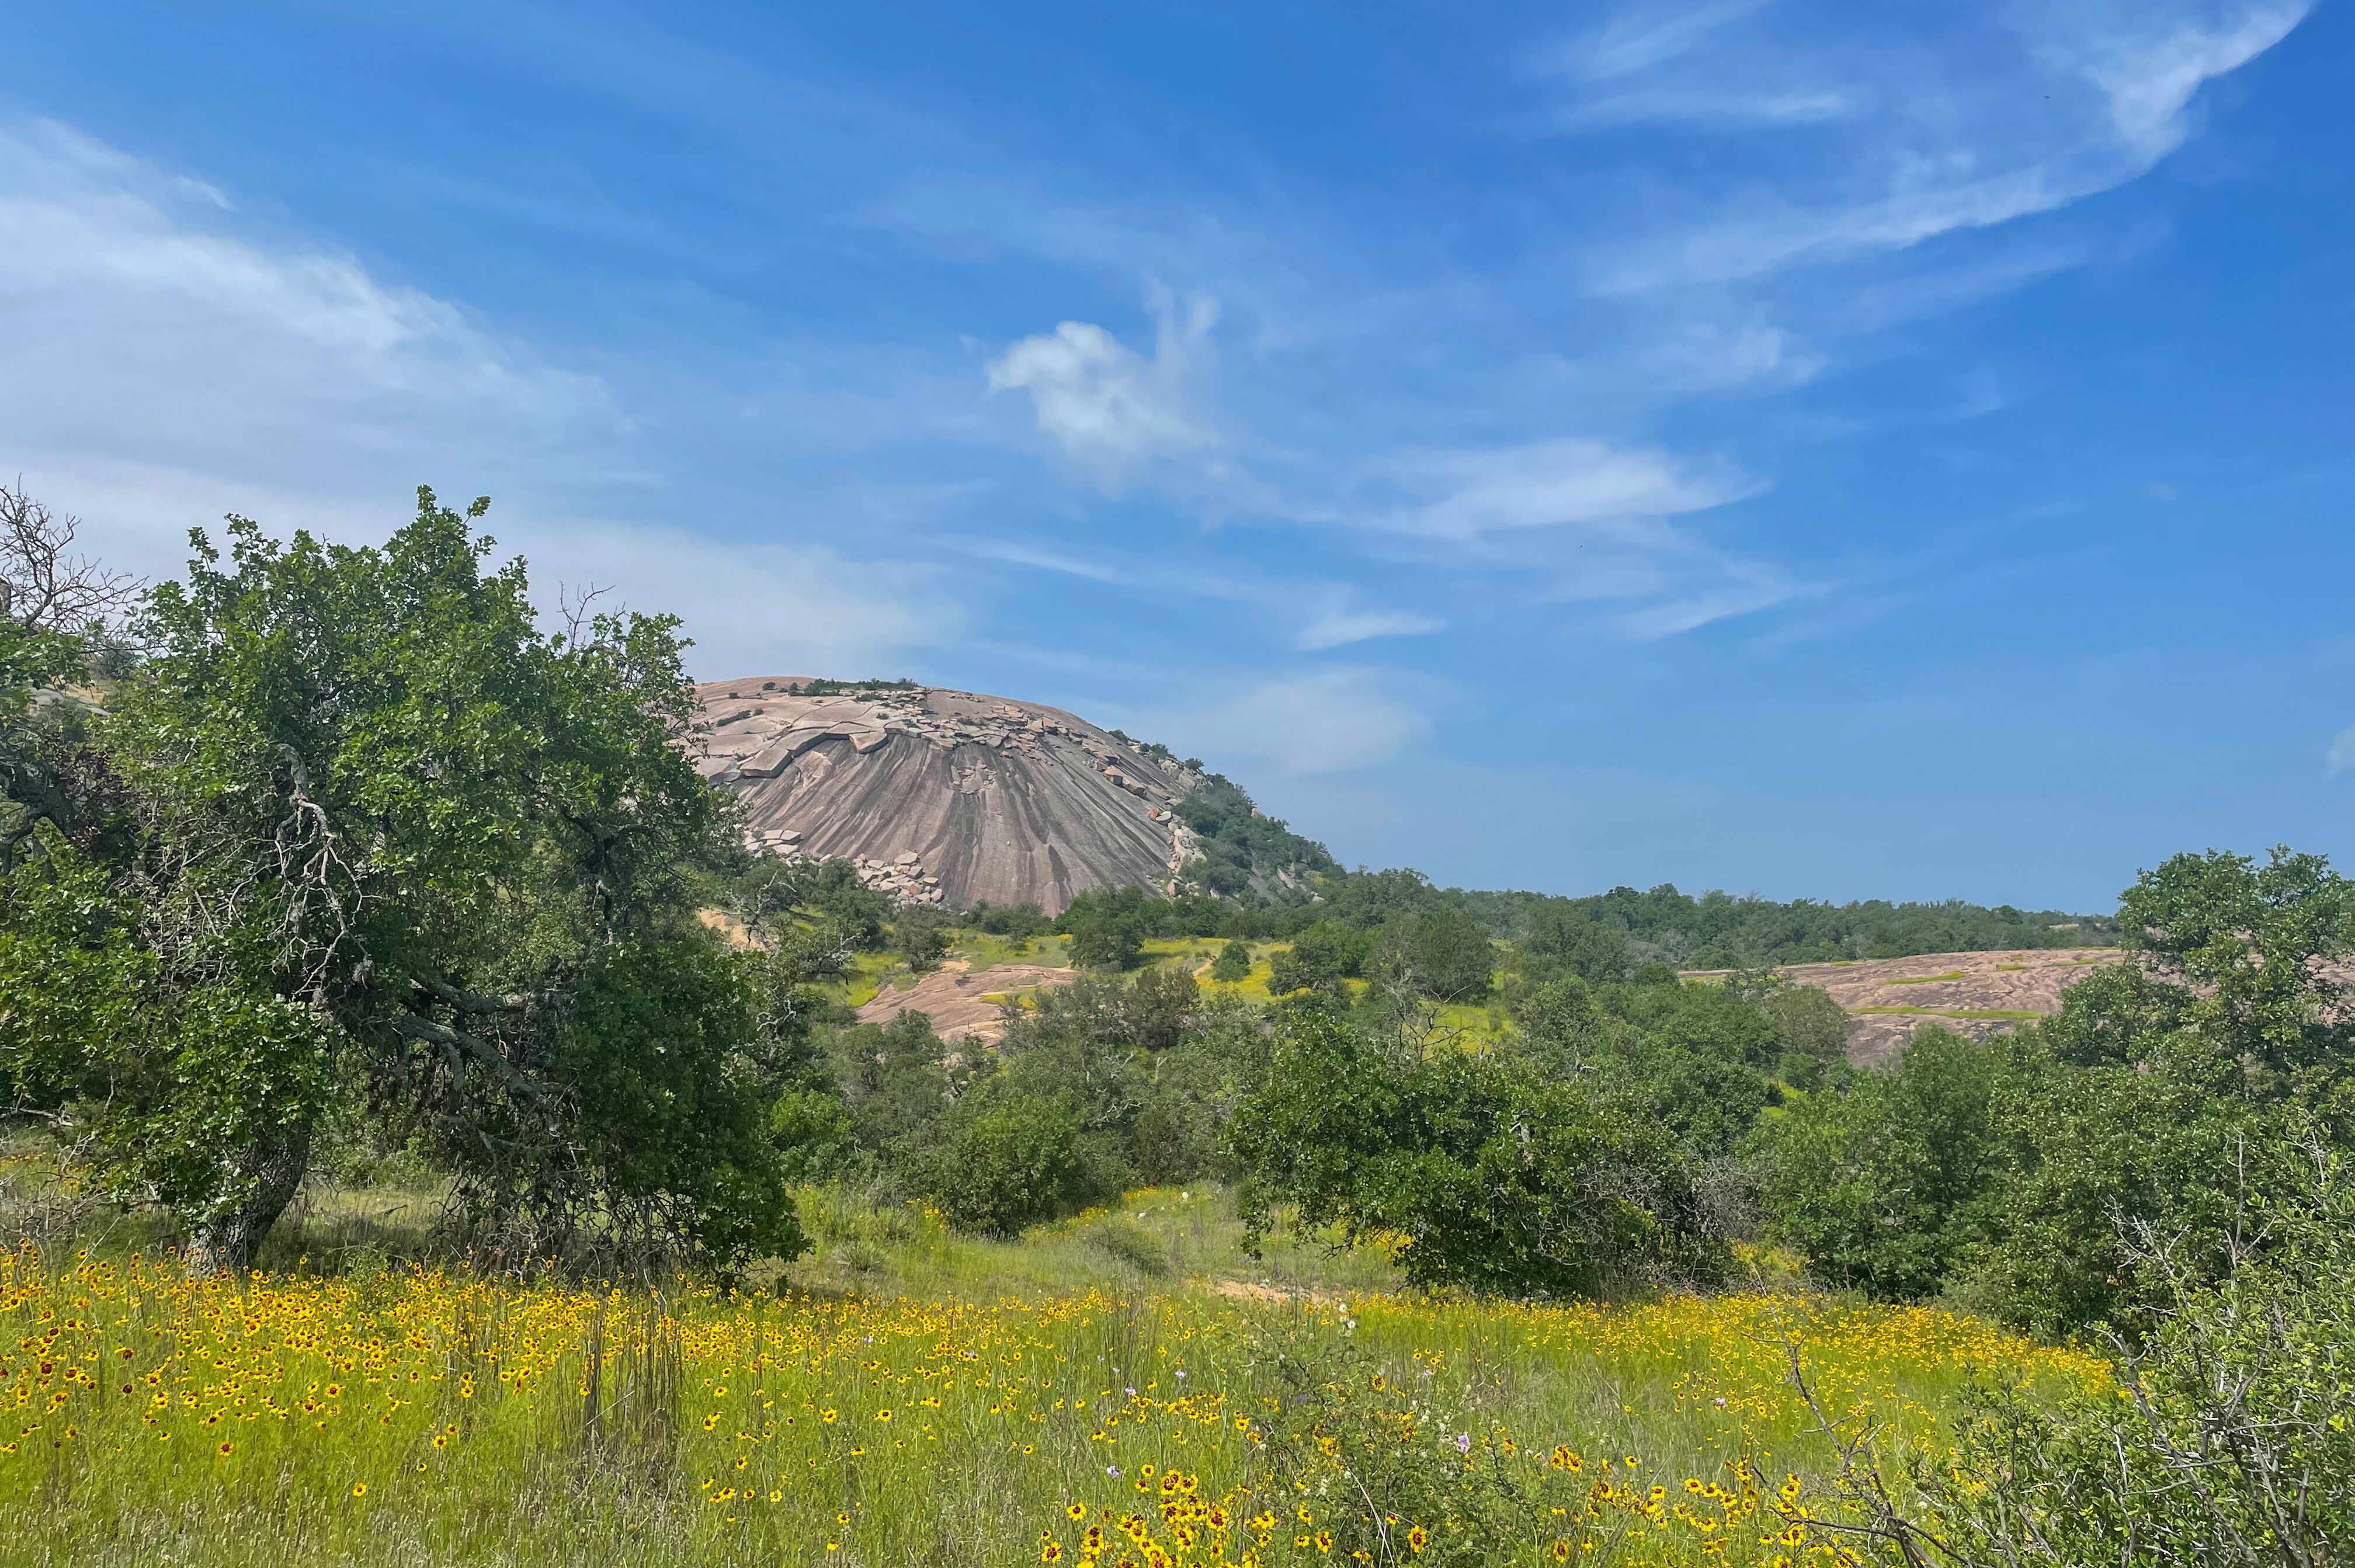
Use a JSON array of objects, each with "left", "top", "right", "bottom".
[{"left": 0, "top": 1176, "right": 2102, "bottom": 1568}]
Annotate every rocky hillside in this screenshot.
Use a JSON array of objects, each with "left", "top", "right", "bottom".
[{"left": 693, "top": 679, "right": 1213, "bottom": 913}]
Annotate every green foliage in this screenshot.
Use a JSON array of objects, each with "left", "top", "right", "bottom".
[
  {"left": 1246, "top": 1317, "right": 1551, "bottom": 1568},
  {"left": 1, "top": 489, "right": 831, "bottom": 1269},
  {"left": 1229, "top": 1011, "right": 1725, "bottom": 1297},
  {"left": 995, "top": 970, "right": 1258, "bottom": 1191},
  {"left": 1759, "top": 981, "right": 1853, "bottom": 1086},
  {"left": 1752, "top": 1027, "right": 2005, "bottom": 1300},
  {"left": 1266, "top": 920, "right": 1371, "bottom": 996},
  {"left": 817, "top": 969, "right": 1245, "bottom": 1210},
  {"left": 1517, "top": 898, "right": 1632, "bottom": 982},
  {"left": 965, "top": 899, "right": 1050, "bottom": 940},
  {"left": 542, "top": 937, "right": 805, "bottom": 1272},
  {"left": 1588, "top": 978, "right": 1781, "bottom": 1160},
  {"left": 776, "top": 677, "right": 919, "bottom": 696},
  {"left": 1170, "top": 771, "right": 1335, "bottom": 899},
  {"left": 1478, "top": 884, "right": 2109, "bottom": 970},
  {"left": 911, "top": 1084, "right": 1103, "bottom": 1236},
  {"left": 1016, "top": 966, "right": 1199, "bottom": 1061},
  {"left": 1971, "top": 847, "right": 2355, "bottom": 1334},
  {"left": 1748, "top": 846, "right": 2355, "bottom": 1337},
  {"left": 765, "top": 1085, "right": 857, "bottom": 1185},
  {"left": 0, "top": 828, "right": 150, "bottom": 1107},
  {"left": 1130, "top": 999, "right": 1273, "bottom": 1185},
  {"left": 1, "top": 612, "right": 131, "bottom": 877},
  {"left": 1512, "top": 978, "right": 1611, "bottom": 1079},
  {"left": 0, "top": 826, "right": 339, "bottom": 1243},
  {"left": 1509, "top": 970, "right": 1796, "bottom": 1168},
  {"left": 1970, "top": 1049, "right": 2281, "bottom": 1335},
  {"left": 1209, "top": 937, "right": 1253, "bottom": 982},
  {"left": 730, "top": 856, "right": 890, "bottom": 949},
  {"left": 1318, "top": 866, "right": 1445, "bottom": 929},
  {"left": 1058, "top": 885, "right": 1155, "bottom": 969},
  {"left": 1372, "top": 903, "right": 1496, "bottom": 1003},
  {"left": 989, "top": 979, "right": 1150, "bottom": 1158},
  {"left": 1162, "top": 893, "right": 1231, "bottom": 937},
  {"left": 890, "top": 906, "right": 951, "bottom": 972},
  {"left": 1923, "top": 1144, "right": 2355, "bottom": 1567},
  {"left": 825, "top": 1010, "right": 957, "bottom": 1164},
  {"left": 2109, "top": 844, "right": 2354, "bottom": 1073}
]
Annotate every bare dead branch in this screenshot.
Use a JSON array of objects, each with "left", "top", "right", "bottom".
[
  {"left": 557, "top": 580, "right": 614, "bottom": 647},
  {"left": 391, "top": 1013, "right": 555, "bottom": 1099},
  {"left": 0, "top": 479, "right": 143, "bottom": 632}
]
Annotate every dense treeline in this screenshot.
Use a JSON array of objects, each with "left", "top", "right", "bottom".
[
  {"left": 1464, "top": 882, "right": 2110, "bottom": 968},
  {"left": 1078, "top": 857, "right": 2109, "bottom": 974}
]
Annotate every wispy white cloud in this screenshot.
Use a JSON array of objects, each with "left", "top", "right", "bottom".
[
  {"left": 941, "top": 536, "right": 1132, "bottom": 583},
  {"left": 1299, "top": 437, "right": 1799, "bottom": 635},
  {"left": 942, "top": 4, "right": 2301, "bottom": 664},
  {"left": 1520, "top": 308, "right": 1825, "bottom": 403},
  {"left": 1611, "top": 562, "right": 1802, "bottom": 638},
  {"left": 977, "top": 280, "right": 1799, "bottom": 655},
  {"left": 2056, "top": 2, "right": 2309, "bottom": 158},
  {"left": 2328, "top": 725, "right": 2355, "bottom": 778},
  {"left": 1376, "top": 437, "right": 1753, "bottom": 540},
  {"left": 0, "top": 119, "right": 627, "bottom": 486},
  {"left": 985, "top": 289, "right": 1225, "bottom": 489},
  {"left": 1294, "top": 590, "right": 1445, "bottom": 651},
  {"left": 0, "top": 119, "right": 949, "bottom": 679},
  {"left": 1556, "top": 2, "right": 2312, "bottom": 293},
  {"left": 1566, "top": 88, "right": 1857, "bottom": 129},
  {"left": 1155, "top": 668, "right": 1435, "bottom": 776},
  {"left": 1558, "top": 0, "right": 1774, "bottom": 83}
]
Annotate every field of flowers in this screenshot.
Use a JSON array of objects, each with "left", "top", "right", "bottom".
[{"left": 0, "top": 1222, "right": 2105, "bottom": 1568}]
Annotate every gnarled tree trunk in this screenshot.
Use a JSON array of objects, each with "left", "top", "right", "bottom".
[{"left": 185, "top": 1126, "right": 312, "bottom": 1273}]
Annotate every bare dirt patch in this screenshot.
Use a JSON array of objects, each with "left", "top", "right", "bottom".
[
  {"left": 854, "top": 962, "right": 1077, "bottom": 1044},
  {"left": 694, "top": 906, "right": 762, "bottom": 951},
  {"left": 1686, "top": 948, "right": 2127, "bottom": 1066},
  {"left": 1207, "top": 1278, "right": 1344, "bottom": 1306}
]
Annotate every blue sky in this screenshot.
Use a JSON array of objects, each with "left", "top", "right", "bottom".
[{"left": 2, "top": 1, "right": 2346, "bottom": 910}]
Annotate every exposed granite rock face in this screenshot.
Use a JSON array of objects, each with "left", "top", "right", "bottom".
[{"left": 695, "top": 679, "right": 1201, "bottom": 914}]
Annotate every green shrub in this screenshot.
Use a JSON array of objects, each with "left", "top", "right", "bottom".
[
  {"left": 912, "top": 1086, "right": 1100, "bottom": 1236},
  {"left": 549, "top": 937, "right": 808, "bottom": 1271},
  {"left": 1079, "top": 1215, "right": 1171, "bottom": 1277},
  {"left": 1751, "top": 1025, "right": 2003, "bottom": 1300},
  {"left": 1373, "top": 905, "right": 1496, "bottom": 1002},
  {"left": 1762, "top": 981, "right": 1853, "bottom": 1084},
  {"left": 1229, "top": 1010, "right": 1725, "bottom": 1297},
  {"left": 1059, "top": 886, "right": 1154, "bottom": 970},
  {"left": 1266, "top": 921, "right": 1368, "bottom": 996},
  {"left": 966, "top": 900, "right": 1050, "bottom": 940},
  {"left": 1241, "top": 1315, "right": 1548, "bottom": 1567},
  {"left": 891, "top": 908, "right": 951, "bottom": 972},
  {"left": 1915, "top": 1143, "right": 2355, "bottom": 1567}
]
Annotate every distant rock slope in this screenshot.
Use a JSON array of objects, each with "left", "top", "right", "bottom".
[
  {"left": 693, "top": 679, "right": 1204, "bottom": 913},
  {"left": 855, "top": 962, "right": 1079, "bottom": 1045},
  {"left": 1685, "top": 948, "right": 2128, "bottom": 1067}
]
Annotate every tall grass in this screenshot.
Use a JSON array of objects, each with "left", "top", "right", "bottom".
[{"left": 0, "top": 1188, "right": 2103, "bottom": 1567}]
